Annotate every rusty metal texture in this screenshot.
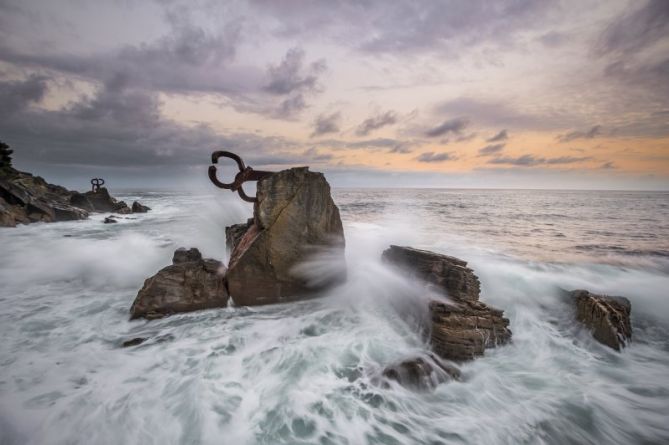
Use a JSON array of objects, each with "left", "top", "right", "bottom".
[
  {"left": 91, "top": 178, "right": 105, "bottom": 193},
  {"left": 208, "top": 151, "right": 273, "bottom": 203}
]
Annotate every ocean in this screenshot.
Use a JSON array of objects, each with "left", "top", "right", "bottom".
[{"left": 1, "top": 188, "right": 668, "bottom": 444}]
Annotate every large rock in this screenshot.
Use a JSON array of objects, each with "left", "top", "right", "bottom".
[
  {"left": 382, "top": 245, "right": 512, "bottom": 361},
  {"left": 571, "top": 289, "right": 632, "bottom": 351},
  {"left": 131, "top": 201, "right": 151, "bottom": 213},
  {"left": 81, "top": 187, "right": 132, "bottom": 214},
  {"left": 382, "top": 245, "right": 480, "bottom": 301},
  {"left": 430, "top": 300, "right": 512, "bottom": 361},
  {"left": 226, "top": 167, "right": 346, "bottom": 306},
  {"left": 130, "top": 248, "right": 228, "bottom": 319}
]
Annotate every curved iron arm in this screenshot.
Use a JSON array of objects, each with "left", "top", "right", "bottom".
[{"left": 208, "top": 150, "right": 273, "bottom": 203}]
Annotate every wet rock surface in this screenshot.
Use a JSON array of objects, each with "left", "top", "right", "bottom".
[
  {"left": 571, "top": 289, "right": 632, "bottom": 351},
  {"left": 383, "top": 245, "right": 512, "bottom": 361},
  {"left": 382, "top": 245, "right": 480, "bottom": 301},
  {"left": 129, "top": 248, "right": 228, "bottom": 320},
  {"left": 103, "top": 216, "right": 118, "bottom": 224},
  {"left": 382, "top": 355, "right": 461, "bottom": 390},
  {"left": 226, "top": 167, "right": 346, "bottom": 306},
  {"left": 132, "top": 201, "right": 151, "bottom": 213}
]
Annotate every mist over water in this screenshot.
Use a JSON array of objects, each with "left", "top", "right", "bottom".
[{"left": 1, "top": 189, "right": 668, "bottom": 444}]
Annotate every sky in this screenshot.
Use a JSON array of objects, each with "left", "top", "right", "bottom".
[{"left": 0, "top": 0, "right": 668, "bottom": 190}]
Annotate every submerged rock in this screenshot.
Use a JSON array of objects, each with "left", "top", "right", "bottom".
[
  {"left": 571, "top": 289, "right": 632, "bottom": 351},
  {"left": 131, "top": 201, "right": 150, "bottom": 213},
  {"left": 122, "top": 338, "right": 146, "bottom": 347},
  {"left": 382, "top": 245, "right": 512, "bottom": 361},
  {"left": 430, "top": 300, "right": 512, "bottom": 361},
  {"left": 103, "top": 216, "right": 118, "bottom": 224},
  {"left": 382, "top": 355, "right": 460, "bottom": 390},
  {"left": 129, "top": 248, "right": 228, "bottom": 320},
  {"left": 382, "top": 245, "right": 480, "bottom": 301},
  {"left": 226, "top": 167, "right": 346, "bottom": 306}
]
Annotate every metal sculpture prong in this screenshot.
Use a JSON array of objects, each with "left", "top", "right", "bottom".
[
  {"left": 91, "top": 177, "right": 105, "bottom": 193},
  {"left": 208, "top": 151, "right": 273, "bottom": 203}
]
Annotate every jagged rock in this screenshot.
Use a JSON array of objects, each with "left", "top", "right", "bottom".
[
  {"left": 69, "top": 192, "right": 95, "bottom": 211},
  {"left": 129, "top": 248, "right": 228, "bottom": 319},
  {"left": 0, "top": 173, "right": 88, "bottom": 226},
  {"left": 571, "top": 289, "right": 632, "bottom": 351},
  {"left": 103, "top": 216, "right": 118, "bottom": 224},
  {"left": 226, "top": 167, "right": 346, "bottom": 306},
  {"left": 382, "top": 245, "right": 480, "bottom": 301},
  {"left": 430, "top": 299, "right": 512, "bottom": 361},
  {"left": 82, "top": 187, "right": 132, "bottom": 214},
  {"left": 131, "top": 201, "right": 150, "bottom": 213},
  {"left": 382, "top": 245, "right": 512, "bottom": 361},
  {"left": 382, "top": 355, "right": 461, "bottom": 390},
  {"left": 225, "top": 218, "right": 253, "bottom": 254}
]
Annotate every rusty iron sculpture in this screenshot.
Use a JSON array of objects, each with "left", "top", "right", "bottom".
[
  {"left": 208, "top": 151, "right": 273, "bottom": 203},
  {"left": 91, "top": 177, "right": 105, "bottom": 193}
]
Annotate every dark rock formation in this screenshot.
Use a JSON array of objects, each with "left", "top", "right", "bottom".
[
  {"left": 132, "top": 201, "right": 151, "bottom": 213},
  {"left": 571, "top": 289, "right": 632, "bottom": 351},
  {"left": 0, "top": 163, "right": 150, "bottom": 227},
  {"left": 122, "top": 338, "right": 146, "bottom": 347},
  {"left": 0, "top": 172, "right": 88, "bottom": 226},
  {"left": 382, "top": 245, "right": 512, "bottom": 361},
  {"left": 130, "top": 248, "right": 228, "bottom": 320},
  {"left": 103, "top": 216, "right": 118, "bottom": 224},
  {"left": 226, "top": 167, "right": 346, "bottom": 306},
  {"left": 225, "top": 218, "right": 253, "bottom": 254},
  {"left": 430, "top": 300, "right": 512, "bottom": 361},
  {"left": 382, "top": 245, "right": 480, "bottom": 301},
  {"left": 382, "top": 355, "right": 460, "bottom": 390}
]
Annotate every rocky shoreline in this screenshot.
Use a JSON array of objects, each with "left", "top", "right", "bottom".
[{"left": 0, "top": 166, "right": 150, "bottom": 227}]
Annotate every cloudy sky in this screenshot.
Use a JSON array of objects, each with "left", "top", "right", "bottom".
[{"left": 1, "top": 0, "right": 668, "bottom": 189}]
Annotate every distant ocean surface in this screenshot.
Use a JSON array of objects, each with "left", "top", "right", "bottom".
[{"left": 1, "top": 188, "right": 668, "bottom": 444}]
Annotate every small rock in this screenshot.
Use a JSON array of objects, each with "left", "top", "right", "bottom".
[
  {"left": 382, "top": 355, "right": 460, "bottom": 390},
  {"left": 130, "top": 248, "right": 228, "bottom": 319},
  {"left": 122, "top": 337, "right": 146, "bottom": 347},
  {"left": 131, "top": 201, "right": 150, "bottom": 213},
  {"left": 382, "top": 245, "right": 480, "bottom": 301},
  {"left": 571, "top": 289, "right": 632, "bottom": 351},
  {"left": 103, "top": 216, "right": 118, "bottom": 224}
]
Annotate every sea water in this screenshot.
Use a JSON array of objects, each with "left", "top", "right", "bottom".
[{"left": 1, "top": 189, "right": 668, "bottom": 444}]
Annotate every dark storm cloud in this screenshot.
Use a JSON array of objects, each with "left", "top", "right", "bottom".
[
  {"left": 557, "top": 125, "right": 602, "bottom": 143},
  {"left": 355, "top": 111, "right": 398, "bottom": 136},
  {"left": 0, "top": 74, "right": 48, "bottom": 115},
  {"left": 0, "top": 76, "right": 304, "bottom": 169},
  {"left": 424, "top": 117, "right": 469, "bottom": 138},
  {"left": 478, "top": 143, "right": 505, "bottom": 156},
  {"left": 310, "top": 112, "right": 341, "bottom": 137},
  {"left": 416, "top": 152, "right": 455, "bottom": 163},
  {"left": 486, "top": 130, "right": 508, "bottom": 142},
  {"left": 488, "top": 154, "right": 591, "bottom": 166}
]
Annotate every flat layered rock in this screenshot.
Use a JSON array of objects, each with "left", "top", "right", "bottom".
[
  {"left": 382, "top": 245, "right": 480, "bottom": 301},
  {"left": 226, "top": 167, "right": 346, "bottom": 306},
  {"left": 130, "top": 248, "right": 228, "bottom": 319},
  {"left": 430, "top": 299, "right": 512, "bottom": 361},
  {"left": 571, "top": 289, "right": 632, "bottom": 351}
]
